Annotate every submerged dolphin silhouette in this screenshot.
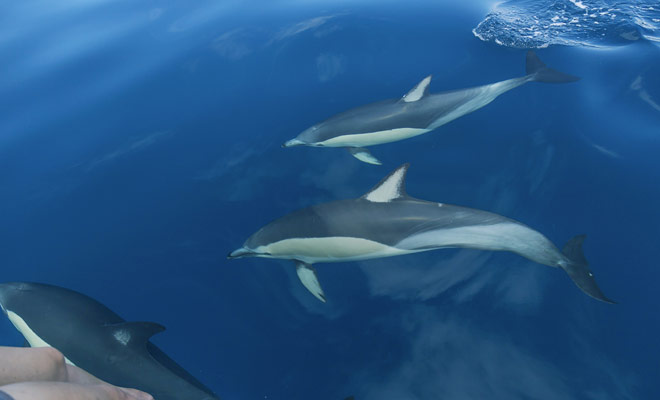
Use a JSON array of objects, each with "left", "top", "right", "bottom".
[
  {"left": 0, "top": 282, "right": 220, "bottom": 400},
  {"left": 283, "top": 51, "right": 579, "bottom": 164},
  {"left": 229, "top": 164, "right": 613, "bottom": 304}
]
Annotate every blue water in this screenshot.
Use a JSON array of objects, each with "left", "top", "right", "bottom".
[{"left": 1, "top": 1, "right": 659, "bottom": 399}]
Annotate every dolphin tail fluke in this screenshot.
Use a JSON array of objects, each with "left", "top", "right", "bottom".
[
  {"left": 560, "top": 235, "right": 615, "bottom": 304},
  {"left": 347, "top": 147, "right": 382, "bottom": 165},
  {"left": 295, "top": 261, "right": 326, "bottom": 302},
  {"left": 526, "top": 51, "right": 580, "bottom": 83}
]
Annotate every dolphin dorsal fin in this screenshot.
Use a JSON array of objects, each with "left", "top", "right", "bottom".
[
  {"left": 402, "top": 75, "right": 432, "bottom": 102},
  {"left": 106, "top": 321, "right": 166, "bottom": 346},
  {"left": 362, "top": 163, "right": 410, "bottom": 202}
]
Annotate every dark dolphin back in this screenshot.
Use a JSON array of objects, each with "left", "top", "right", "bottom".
[
  {"left": 1, "top": 282, "right": 124, "bottom": 325},
  {"left": 145, "top": 342, "right": 219, "bottom": 399},
  {"left": 246, "top": 197, "right": 509, "bottom": 248},
  {"left": 0, "top": 282, "right": 124, "bottom": 356},
  {"left": 308, "top": 99, "right": 432, "bottom": 141},
  {"left": 304, "top": 83, "right": 503, "bottom": 142}
]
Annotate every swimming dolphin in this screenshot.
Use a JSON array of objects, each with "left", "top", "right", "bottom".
[
  {"left": 229, "top": 164, "right": 613, "bottom": 304},
  {"left": 0, "top": 282, "right": 220, "bottom": 400},
  {"left": 283, "top": 51, "right": 579, "bottom": 164}
]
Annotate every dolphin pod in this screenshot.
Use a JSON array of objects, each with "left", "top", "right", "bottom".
[
  {"left": 0, "top": 282, "right": 220, "bottom": 400},
  {"left": 283, "top": 51, "right": 579, "bottom": 165},
  {"left": 0, "top": 49, "right": 611, "bottom": 400},
  {"left": 229, "top": 164, "right": 614, "bottom": 304}
]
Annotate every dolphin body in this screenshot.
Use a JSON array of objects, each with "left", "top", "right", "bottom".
[
  {"left": 229, "top": 164, "right": 613, "bottom": 304},
  {"left": 0, "top": 282, "right": 219, "bottom": 400},
  {"left": 283, "top": 52, "right": 579, "bottom": 165}
]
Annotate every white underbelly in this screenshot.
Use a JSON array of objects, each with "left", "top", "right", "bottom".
[
  {"left": 318, "top": 127, "right": 430, "bottom": 148},
  {"left": 254, "top": 236, "right": 414, "bottom": 264}
]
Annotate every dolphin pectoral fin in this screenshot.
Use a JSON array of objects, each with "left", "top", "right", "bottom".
[
  {"left": 526, "top": 51, "right": 580, "bottom": 83},
  {"left": 560, "top": 235, "right": 615, "bottom": 304},
  {"left": 295, "top": 261, "right": 326, "bottom": 302},
  {"left": 346, "top": 147, "right": 382, "bottom": 165}
]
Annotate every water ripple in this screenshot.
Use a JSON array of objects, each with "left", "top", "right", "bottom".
[{"left": 473, "top": 0, "right": 660, "bottom": 48}]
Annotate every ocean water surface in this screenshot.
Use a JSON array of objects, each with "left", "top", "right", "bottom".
[{"left": 1, "top": 0, "right": 659, "bottom": 399}]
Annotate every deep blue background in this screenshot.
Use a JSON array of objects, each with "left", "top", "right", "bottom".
[{"left": 1, "top": 1, "right": 659, "bottom": 399}]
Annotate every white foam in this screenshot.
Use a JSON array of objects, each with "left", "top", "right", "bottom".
[
  {"left": 473, "top": 0, "right": 659, "bottom": 49},
  {"left": 569, "top": 0, "right": 587, "bottom": 10}
]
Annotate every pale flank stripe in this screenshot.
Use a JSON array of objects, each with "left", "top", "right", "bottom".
[
  {"left": 429, "top": 77, "right": 530, "bottom": 129},
  {"left": 7, "top": 310, "right": 76, "bottom": 365},
  {"left": 396, "top": 222, "right": 555, "bottom": 264}
]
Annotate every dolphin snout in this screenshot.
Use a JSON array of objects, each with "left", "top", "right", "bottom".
[
  {"left": 227, "top": 247, "right": 256, "bottom": 259},
  {"left": 282, "top": 138, "right": 306, "bottom": 148}
]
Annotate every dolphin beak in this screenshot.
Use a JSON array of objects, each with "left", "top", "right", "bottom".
[
  {"left": 227, "top": 247, "right": 255, "bottom": 259},
  {"left": 282, "top": 138, "right": 305, "bottom": 148}
]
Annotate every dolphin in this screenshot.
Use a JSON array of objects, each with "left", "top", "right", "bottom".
[
  {"left": 283, "top": 51, "right": 579, "bottom": 165},
  {"left": 0, "top": 282, "right": 220, "bottom": 400},
  {"left": 229, "top": 164, "right": 613, "bottom": 304}
]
